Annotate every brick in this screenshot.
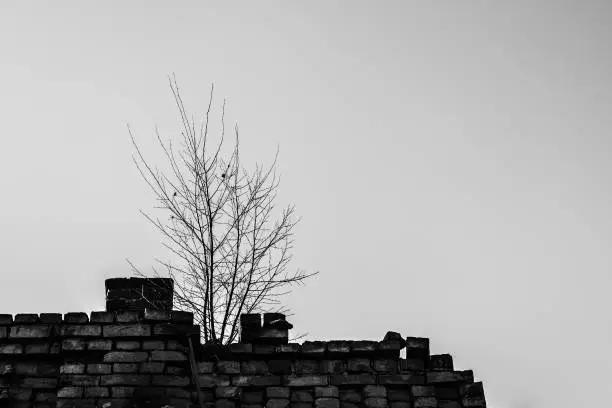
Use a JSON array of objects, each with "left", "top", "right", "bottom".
[
  {"left": 315, "top": 386, "right": 339, "bottom": 398},
  {"left": 113, "top": 363, "right": 139, "bottom": 373},
  {"left": 153, "top": 323, "right": 197, "bottom": 337},
  {"left": 460, "top": 382, "right": 484, "bottom": 398},
  {"left": 143, "top": 309, "right": 170, "bottom": 321},
  {"left": 215, "top": 386, "right": 241, "bottom": 399},
  {"left": 363, "top": 385, "right": 386, "bottom": 398},
  {"left": 231, "top": 375, "right": 280, "bottom": 387},
  {"left": 56, "top": 399, "right": 97, "bottom": 408},
  {"left": 35, "top": 391, "right": 57, "bottom": 403},
  {"left": 438, "top": 401, "right": 461, "bottom": 408},
  {"left": 429, "top": 354, "right": 453, "bottom": 371},
  {"left": 400, "top": 358, "right": 425, "bottom": 371},
  {"left": 103, "top": 351, "right": 148, "bottom": 363},
  {"left": 315, "top": 397, "right": 340, "bottom": 408},
  {"left": 269, "top": 359, "right": 292, "bottom": 374},
  {"left": 151, "top": 350, "right": 187, "bottom": 361},
  {"left": 198, "top": 361, "right": 215, "bottom": 373},
  {"left": 283, "top": 375, "right": 328, "bottom": 387},
  {"left": 116, "top": 340, "right": 141, "bottom": 350},
  {"left": 84, "top": 387, "right": 109, "bottom": 398},
  {"left": 291, "top": 389, "right": 314, "bottom": 402},
  {"left": 405, "top": 337, "right": 429, "bottom": 359},
  {"left": 462, "top": 396, "right": 486, "bottom": 407},
  {"left": 63, "top": 313, "right": 89, "bottom": 323},
  {"left": 57, "top": 387, "right": 83, "bottom": 398},
  {"left": 60, "top": 375, "right": 99, "bottom": 387},
  {"left": 142, "top": 340, "right": 165, "bottom": 350},
  {"left": 39, "top": 313, "right": 62, "bottom": 323},
  {"left": 60, "top": 363, "right": 85, "bottom": 374},
  {"left": 19, "top": 377, "right": 58, "bottom": 388},
  {"left": 14, "top": 362, "right": 58, "bottom": 376},
  {"left": 0, "top": 344, "right": 23, "bottom": 354},
  {"left": 87, "top": 364, "right": 111, "bottom": 374},
  {"left": 0, "top": 326, "right": 7, "bottom": 338},
  {"left": 62, "top": 339, "right": 85, "bottom": 351},
  {"left": 267, "top": 386, "right": 290, "bottom": 399},
  {"left": 347, "top": 358, "right": 372, "bottom": 372},
  {"left": 217, "top": 360, "right": 240, "bottom": 374},
  {"left": 8, "top": 387, "right": 32, "bottom": 401},
  {"left": 84, "top": 340, "right": 110, "bottom": 352},
  {"left": 379, "top": 374, "right": 425, "bottom": 385},
  {"left": 100, "top": 374, "right": 151, "bottom": 386},
  {"left": 389, "top": 403, "right": 411, "bottom": 408},
  {"left": 411, "top": 386, "right": 435, "bottom": 397},
  {"left": 115, "top": 310, "right": 141, "bottom": 323},
  {"left": 152, "top": 375, "right": 190, "bottom": 386},
  {"left": 374, "top": 359, "right": 397, "bottom": 373},
  {"left": 171, "top": 310, "right": 194, "bottom": 324},
  {"left": 166, "top": 339, "right": 189, "bottom": 351},
  {"left": 111, "top": 387, "right": 136, "bottom": 398},
  {"left": 26, "top": 342, "right": 50, "bottom": 354},
  {"left": 293, "top": 359, "right": 319, "bottom": 374},
  {"left": 364, "top": 397, "right": 388, "bottom": 408},
  {"left": 10, "top": 325, "right": 51, "bottom": 338},
  {"left": 90, "top": 311, "right": 114, "bottom": 323},
  {"left": 387, "top": 389, "right": 410, "bottom": 401},
  {"left": 0, "top": 362, "right": 13, "bottom": 375},
  {"left": 242, "top": 390, "right": 264, "bottom": 404},
  {"left": 139, "top": 362, "right": 165, "bottom": 373},
  {"left": 435, "top": 387, "right": 460, "bottom": 400},
  {"left": 350, "top": 341, "right": 378, "bottom": 353},
  {"left": 103, "top": 324, "right": 151, "bottom": 337},
  {"left": 166, "top": 388, "right": 191, "bottom": 399},
  {"left": 425, "top": 371, "right": 465, "bottom": 384},
  {"left": 414, "top": 397, "right": 438, "bottom": 408},
  {"left": 327, "top": 341, "right": 350, "bottom": 353},
  {"left": 14, "top": 313, "right": 39, "bottom": 323},
  {"left": 330, "top": 374, "right": 376, "bottom": 386},
  {"left": 266, "top": 399, "right": 290, "bottom": 408},
  {"left": 0, "top": 314, "right": 13, "bottom": 324},
  {"left": 320, "top": 360, "right": 344, "bottom": 374},
  {"left": 215, "top": 399, "right": 237, "bottom": 408},
  {"left": 59, "top": 325, "right": 102, "bottom": 337},
  {"left": 198, "top": 374, "right": 231, "bottom": 387},
  {"left": 241, "top": 360, "right": 269, "bottom": 374},
  {"left": 275, "top": 343, "right": 301, "bottom": 353},
  {"left": 301, "top": 341, "right": 326, "bottom": 355},
  {"left": 229, "top": 343, "right": 253, "bottom": 353}
]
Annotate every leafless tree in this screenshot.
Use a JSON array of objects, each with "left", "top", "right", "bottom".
[{"left": 128, "top": 76, "right": 316, "bottom": 345}]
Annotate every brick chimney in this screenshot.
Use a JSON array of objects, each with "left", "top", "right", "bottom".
[{"left": 105, "top": 277, "right": 173, "bottom": 313}]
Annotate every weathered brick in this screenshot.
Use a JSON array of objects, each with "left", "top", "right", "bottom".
[
  {"left": 231, "top": 375, "right": 279, "bottom": 387},
  {"left": 60, "top": 363, "right": 85, "bottom": 374},
  {"left": 314, "top": 386, "right": 339, "bottom": 398},
  {"left": 62, "top": 339, "right": 85, "bottom": 351},
  {"left": 283, "top": 375, "right": 328, "bottom": 387},
  {"left": 374, "top": 359, "right": 397, "bottom": 373},
  {"left": 113, "top": 363, "right": 139, "bottom": 373},
  {"left": 387, "top": 388, "right": 410, "bottom": 401},
  {"left": 63, "top": 313, "right": 89, "bottom": 323},
  {"left": 462, "top": 396, "right": 486, "bottom": 407},
  {"left": 10, "top": 325, "right": 51, "bottom": 338},
  {"left": 379, "top": 374, "right": 425, "bottom": 386},
  {"left": 25, "top": 342, "right": 50, "bottom": 354},
  {"left": 60, "top": 374, "right": 99, "bottom": 387},
  {"left": 347, "top": 358, "right": 372, "bottom": 372},
  {"left": 320, "top": 360, "right": 344, "bottom": 374},
  {"left": 301, "top": 341, "right": 326, "bottom": 355},
  {"left": 14, "top": 313, "right": 39, "bottom": 323},
  {"left": 198, "top": 374, "right": 231, "bottom": 387},
  {"left": 151, "top": 350, "right": 187, "bottom": 361},
  {"left": 267, "top": 386, "right": 290, "bottom": 399},
  {"left": 39, "top": 313, "right": 62, "bottom": 323},
  {"left": 293, "top": 359, "right": 319, "bottom": 374},
  {"left": 425, "top": 371, "right": 465, "bottom": 384},
  {"left": 143, "top": 309, "right": 170, "bottom": 321},
  {"left": 87, "top": 339, "right": 112, "bottom": 351},
  {"left": 116, "top": 340, "right": 141, "bottom": 350},
  {"left": 0, "top": 343, "right": 23, "bottom": 354},
  {"left": 364, "top": 397, "right": 388, "bottom": 408},
  {"left": 0, "top": 326, "right": 7, "bottom": 338},
  {"left": 327, "top": 341, "right": 350, "bottom": 353},
  {"left": 435, "top": 387, "right": 460, "bottom": 400},
  {"left": 275, "top": 343, "right": 301, "bottom": 353},
  {"left": 438, "top": 401, "right": 461, "bottom": 408},
  {"left": 103, "top": 324, "right": 151, "bottom": 337},
  {"left": 166, "top": 388, "right": 192, "bottom": 399},
  {"left": 100, "top": 374, "right": 151, "bottom": 386},
  {"left": 242, "top": 390, "right": 264, "bottom": 404},
  {"left": 217, "top": 360, "right": 240, "bottom": 374},
  {"left": 90, "top": 311, "right": 114, "bottom": 323},
  {"left": 14, "top": 362, "right": 58, "bottom": 376},
  {"left": 87, "top": 364, "right": 111, "bottom": 374},
  {"left": 405, "top": 337, "right": 429, "bottom": 359},
  {"left": 151, "top": 375, "right": 190, "bottom": 386},
  {"left": 115, "top": 310, "right": 141, "bottom": 323},
  {"left": 19, "top": 377, "right": 58, "bottom": 388},
  {"left": 59, "top": 325, "right": 102, "bottom": 337},
  {"left": 103, "top": 351, "right": 148, "bottom": 363},
  {"left": 460, "top": 381, "right": 484, "bottom": 398},
  {"left": 400, "top": 358, "right": 425, "bottom": 371},
  {"left": 291, "top": 389, "right": 314, "bottom": 402},
  {"left": 330, "top": 374, "right": 376, "bottom": 386},
  {"left": 84, "top": 387, "right": 109, "bottom": 398},
  {"left": 363, "top": 385, "right": 386, "bottom": 398},
  {"left": 35, "top": 392, "right": 57, "bottom": 403},
  {"left": 171, "top": 311, "right": 193, "bottom": 324},
  {"left": 0, "top": 314, "right": 13, "bottom": 324},
  {"left": 0, "top": 362, "right": 13, "bottom": 375},
  {"left": 411, "top": 386, "right": 435, "bottom": 397},
  {"left": 389, "top": 402, "right": 411, "bottom": 408},
  {"left": 266, "top": 398, "right": 290, "bottom": 408},
  {"left": 268, "top": 359, "right": 292, "bottom": 374},
  {"left": 198, "top": 361, "right": 215, "bottom": 374},
  {"left": 241, "top": 360, "right": 269, "bottom": 374},
  {"left": 414, "top": 397, "right": 438, "bottom": 408},
  {"left": 142, "top": 340, "right": 165, "bottom": 350},
  {"left": 215, "top": 399, "right": 237, "bottom": 408},
  {"left": 7, "top": 387, "right": 32, "bottom": 401},
  {"left": 111, "top": 387, "right": 137, "bottom": 398},
  {"left": 229, "top": 343, "right": 253, "bottom": 353},
  {"left": 139, "top": 362, "right": 165, "bottom": 373},
  {"left": 57, "top": 387, "right": 83, "bottom": 398},
  {"left": 315, "top": 397, "right": 340, "bottom": 408},
  {"left": 56, "top": 398, "right": 97, "bottom": 408},
  {"left": 429, "top": 354, "right": 453, "bottom": 371},
  {"left": 215, "top": 386, "right": 241, "bottom": 399},
  {"left": 350, "top": 341, "right": 378, "bottom": 353}
]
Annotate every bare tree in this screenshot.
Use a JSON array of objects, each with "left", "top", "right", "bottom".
[{"left": 128, "top": 76, "right": 316, "bottom": 345}]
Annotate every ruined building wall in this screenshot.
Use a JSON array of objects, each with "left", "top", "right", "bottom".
[{"left": 0, "top": 278, "right": 486, "bottom": 408}]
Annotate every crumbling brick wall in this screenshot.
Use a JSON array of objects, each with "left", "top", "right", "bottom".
[{"left": 0, "top": 278, "right": 486, "bottom": 408}]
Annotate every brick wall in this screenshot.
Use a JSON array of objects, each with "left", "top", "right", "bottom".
[{"left": 0, "top": 278, "right": 486, "bottom": 408}]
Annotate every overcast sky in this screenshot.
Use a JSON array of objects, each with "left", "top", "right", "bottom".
[{"left": 1, "top": 2, "right": 611, "bottom": 407}]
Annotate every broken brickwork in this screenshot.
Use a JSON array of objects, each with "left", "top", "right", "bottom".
[{"left": 0, "top": 278, "right": 486, "bottom": 408}]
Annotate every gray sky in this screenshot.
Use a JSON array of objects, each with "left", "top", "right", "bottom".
[{"left": 1, "top": 2, "right": 611, "bottom": 407}]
